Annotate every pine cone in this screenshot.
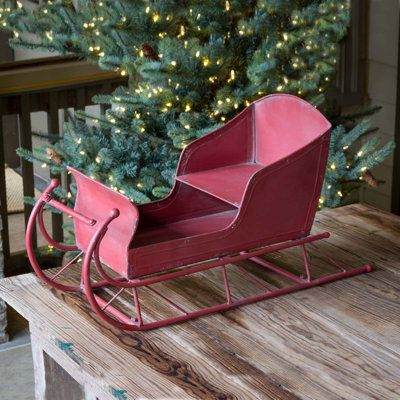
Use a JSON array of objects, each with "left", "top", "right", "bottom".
[
  {"left": 362, "top": 170, "right": 379, "bottom": 188},
  {"left": 46, "top": 148, "right": 62, "bottom": 165},
  {"left": 141, "top": 43, "right": 159, "bottom": 61}
]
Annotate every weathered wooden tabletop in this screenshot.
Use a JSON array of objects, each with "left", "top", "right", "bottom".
[{"left": 0, "top": 204, "right": 399, "bottom": 400}]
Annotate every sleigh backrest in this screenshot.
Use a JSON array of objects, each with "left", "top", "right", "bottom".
[
  {"left": 69, "top": 167, "right": 139, "bottom": 277},
  {"left": 235, "top": 94, "right": 331, "bottom": 241},
  {"left": 253, "top": 94, "right": 331, "bottom": 166}
]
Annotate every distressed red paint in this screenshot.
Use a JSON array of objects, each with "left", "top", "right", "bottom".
[{"left": 26, "top": 94, "right": 371, "bottom": 331}]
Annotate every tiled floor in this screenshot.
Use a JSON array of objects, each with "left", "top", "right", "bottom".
[{"left": 0, "top": 308, "right": 34, "bottom": 400}]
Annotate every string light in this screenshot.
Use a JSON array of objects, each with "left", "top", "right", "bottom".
[
  {"left": 330, "top": 163, "right": 336, "bottom": 170},
  {"left": 225, "top": 1, "right": 230, "bottom": 11},
  {"left": 178, "top": 25, "right": 185, "bottom": 38}
]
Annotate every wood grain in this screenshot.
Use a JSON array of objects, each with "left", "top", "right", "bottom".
[{"left": 0, "top": 204, "right": 399, "bottom": 399}]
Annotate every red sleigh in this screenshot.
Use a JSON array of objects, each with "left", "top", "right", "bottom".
[{"left": 26, "top": 94, "right": 371, "bottom": 331}]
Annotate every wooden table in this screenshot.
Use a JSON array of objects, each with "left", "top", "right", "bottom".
[{"left": 0, "top": 204, "right": 399, "bottom": 400}]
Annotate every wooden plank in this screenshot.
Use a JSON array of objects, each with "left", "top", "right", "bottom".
[
  {"left": 0, "top": 57, "right": 123, "bottom": 96},
  {"left": 0, "top": 204, "right": 399, "bottom": 399}
]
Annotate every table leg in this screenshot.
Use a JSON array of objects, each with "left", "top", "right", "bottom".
[
  {"left": 30, "top": 324, "right": 102, "bottom": 400},
  {"left": 30, "top": 331, "right": 46, "bottom": 400}
]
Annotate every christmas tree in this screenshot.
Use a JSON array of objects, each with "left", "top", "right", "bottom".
[{"left": 1, "top": 0, "right": 394, "bottom": 207}]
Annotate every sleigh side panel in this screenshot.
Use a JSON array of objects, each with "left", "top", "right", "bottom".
[
  {"left": 236, "top": 131, "right": 331, "bottom": 241},
  {"left": 69, "top": 167, "right": 139, "bottom": 277},
  {"left": 176, "top": 106, "right": 253, "bottom": 176}
]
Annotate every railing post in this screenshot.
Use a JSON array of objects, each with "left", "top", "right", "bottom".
[
  {"left": 0, "top": 110, "right": 9, "bottom": 343},
  {"left": 18, "top": 94, "right": 37, "bottom": 249},
  {"left": 0, "top": 108, "right": 10, "bottom": 343},
  {"left": 47, "top": 91, "right": 64, "bottom": 243},
  {"left": 0, "top": 110, "right": 10, "bottom": 262}
]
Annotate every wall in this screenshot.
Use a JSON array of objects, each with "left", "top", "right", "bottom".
[{"left": 360, "top": 0, "right": 399, "bottom": 211}]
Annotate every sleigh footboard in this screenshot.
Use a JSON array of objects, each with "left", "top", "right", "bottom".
[{"left": 67, "top": 167, "right": 139, "bottom": 277}]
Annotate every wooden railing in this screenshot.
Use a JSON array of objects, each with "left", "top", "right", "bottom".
[{"left": 0, "top": 56, "right": 127, "bottom": 275}]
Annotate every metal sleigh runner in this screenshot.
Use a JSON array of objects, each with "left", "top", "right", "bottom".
[{"left": 26, "top": 94, "right": 372, "bottom": 331}]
